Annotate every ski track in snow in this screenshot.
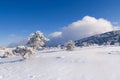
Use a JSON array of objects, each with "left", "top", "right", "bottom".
[{"left": 1, "top": 46, "right": 120, "bottom": 80}]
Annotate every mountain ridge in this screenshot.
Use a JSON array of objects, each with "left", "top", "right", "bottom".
[{"left": 75, "top": 30, "right": 120, "bottom": 46}]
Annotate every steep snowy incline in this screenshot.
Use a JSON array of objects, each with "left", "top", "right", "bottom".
[{"left": 1, "top": 46, "right": 120, "bottom": 80}]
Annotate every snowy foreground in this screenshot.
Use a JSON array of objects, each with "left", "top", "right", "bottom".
[{"left": 1, "top": 46, "right": 120, "bottom": 80}]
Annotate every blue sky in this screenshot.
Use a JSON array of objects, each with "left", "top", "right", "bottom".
[{"left": 0, "top": 0, "right": 120, "bottom": 46}]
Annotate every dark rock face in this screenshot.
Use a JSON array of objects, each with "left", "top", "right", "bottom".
[{"left": 75, "top": 30, "right": 120, "bottom": 47}]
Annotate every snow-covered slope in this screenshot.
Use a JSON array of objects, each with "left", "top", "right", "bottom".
[
  {"left": 1, "top": 46, "right": 120, "bottom": 80},
  {"left": 75, "top": 30, "right": 120, "bottom": 46}
]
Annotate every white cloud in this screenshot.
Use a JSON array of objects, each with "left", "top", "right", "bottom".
[
  {"left": 113, "top": 26, "right": 120, "bottom": 30},
  {"left": 62, "top": 16, "right": 113, "bottom": 40},
  {"left": 48, "top": 32, "right": 62, "bottom": 38},
  {"left": 9, "top": 34, "right": 16, "bottom": 37},
  {"left": 47, "top": 32, "right": 63, "bottom": 46},
  {"left": 48, "top": 16, "right": 114, "bottom": 46},
  {"left": 112, "top": 22, "right": 119, "bottom": 25},
  {"left": 6, "top": 34, "right": 25, "bottom": 47}
]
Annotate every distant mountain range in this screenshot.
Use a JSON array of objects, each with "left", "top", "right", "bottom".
[
  {"left": 8, "top": 30, "right": 120, "bottom": 48},
  {"left": 8, "top": 39, "right": 28, "bottom": 48},
  {"left": 75, "top": 30, "right": 120, "bottom": 46}
]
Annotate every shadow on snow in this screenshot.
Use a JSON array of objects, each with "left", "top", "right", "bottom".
[{"left": 0, "top": 58, "right": 24, "bottom": 65}]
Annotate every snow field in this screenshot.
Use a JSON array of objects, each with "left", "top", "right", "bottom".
[{"left": 0, "top": 46, "right": 120, "bottom": 80}]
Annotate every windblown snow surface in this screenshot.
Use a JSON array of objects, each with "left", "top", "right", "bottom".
[{"left": 1, "top": 46, "right": 120, "bottom": 80}]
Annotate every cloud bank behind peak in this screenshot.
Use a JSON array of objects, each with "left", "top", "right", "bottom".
[{"left": 48, "top": 16, "right": 114, "bottom": 46}]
